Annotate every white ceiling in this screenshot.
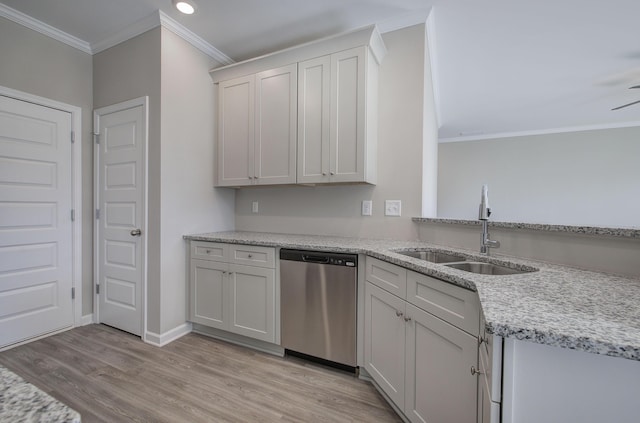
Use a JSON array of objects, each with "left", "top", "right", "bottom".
[{"left": 2, "top": 0, "right": 639, "bottom": 140}]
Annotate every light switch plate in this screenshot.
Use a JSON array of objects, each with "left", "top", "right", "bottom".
[
  {"left": 362, "top": 200, "right": 372, "bottom": 216},
  {"left": 252, "top": 201, "right": 259, "bottom": 213},
  {"left": 385, "top": 200, "right": 401, "bottom": 216}
]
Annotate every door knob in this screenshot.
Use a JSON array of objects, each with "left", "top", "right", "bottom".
[{"left": 130, "top": 228, "right": 142, "bottom": 236}]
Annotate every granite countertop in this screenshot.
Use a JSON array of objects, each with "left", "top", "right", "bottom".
[
  {"left": 412, "top": 217, "right": 640, "bottom": 238},
  {"left": 0, "top": 366, "right": 80, "bottom": 422},
  {"left": 185, "top": 231, "right": 640, "bottom": 362}
]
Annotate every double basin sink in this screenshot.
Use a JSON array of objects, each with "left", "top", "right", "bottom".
[{"left": 396, "top": 250, "right": 537, "bottom": 275}]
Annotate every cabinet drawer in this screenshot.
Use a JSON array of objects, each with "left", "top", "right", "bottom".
[
  {"left": 191, "top": 241, "right": 228, "bottom": 261},
  {"left": 229, "top": 244, "right": 275, "bottom": 268},
  {"left": 365, "top": 257, "right": 407, "bottom": 298},
  {"left": 407, "top": 270, "right": 480, "bottom": 336}
]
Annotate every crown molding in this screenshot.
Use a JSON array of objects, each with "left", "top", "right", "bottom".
[
  {"left": 439, "top": 121, "right": 640, "bottom": 143},
  {"left": 0, "top": 3, "right": 91, "bottom": 54},
  {"left": 377, "top": 8, "right": 431, "bottom": 34},
  {"left": 91, "top": 11, "right": 160, "bottom": 54},
  {"left": 158, "top": 11, "right": 234, "bottom": 65}
]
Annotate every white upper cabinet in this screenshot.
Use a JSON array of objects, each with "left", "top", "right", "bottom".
[
  {"left": 298, "top": 47, "right": 377, "bottom": 184},
  {"left": 217, "top": 64, "right": 297, "bottom": 187},
  {"left": 212, "top": 25, "right": 386, "bottom": 187},
  {"left": 217, "top": 75, "right": 255, "bottom": 186},
  {"left": 297, "top": 55, "right": 331, "bottom": 183},
  {"left": 254, "top": 65, "right": 297, "bottom": 185}
]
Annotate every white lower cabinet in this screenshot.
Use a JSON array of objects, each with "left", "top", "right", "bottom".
[
  {"left": 364, "top": 256, "right": 481, "bottom": 423},
  {"left": 190, "top": 259, "right": 227, "bottom": 330},
  {"left": 227, "top": 264, "right": 275, "bottom": 342},
  {"left": 189, "top": 242, "right": 276, "bottom": 344},
  {"left": 405, "top": 303, "right": 478, "bottom": 423},
  {"left": 364, "top": 282, "right": 407, "bottom": 406}
]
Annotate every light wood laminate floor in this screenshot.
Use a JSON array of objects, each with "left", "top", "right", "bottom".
[{"left": 0, "top": 325, "right": 401, "bottom": 422}]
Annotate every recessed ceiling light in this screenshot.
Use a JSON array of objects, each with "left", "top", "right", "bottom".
[{"left": 172, "top": 0, "right": 197, "bottom": 15}]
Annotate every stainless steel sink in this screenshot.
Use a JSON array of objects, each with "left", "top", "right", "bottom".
[
  {"left": 444, "top": 262, "right": 536, "bottom": 275},
  {"left": 397, "top": 250, "right": 467, "bottom": 263}
]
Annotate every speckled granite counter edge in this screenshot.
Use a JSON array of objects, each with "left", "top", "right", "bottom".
[
  {"left": 0, "top": 366, "right": 81, "bottom": 422},
  {"left": 184, "top": 231, "right": 640, "bottom": 362},
  {"left": 412, "top": 217, "right": 640, "bottom": 238}
]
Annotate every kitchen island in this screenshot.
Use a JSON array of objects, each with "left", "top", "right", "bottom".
[
  {"left": 185, "top": 230, "right": 640, "bottom": 423},
  {"left": 185, "top": 230, "right": 640, "bottom": 360}
]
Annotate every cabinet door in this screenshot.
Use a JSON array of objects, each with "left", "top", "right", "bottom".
[
  {"left": 189, "top": 259, "right": 228, "bottom": 330},
  {"left": 298, "top": 55, "right": 331, "bottom": 184},
  {"left": 405, "top": 303, "right": 478, "bottom": 423},
  {"left": 478, "top": 348, "right": 501, "bottom": 423},
  {"left": 217, "top": 75, "right": 255, "bottom": 186},
  {"left": 255, "top": 64, "right": 297, "bottom": 185},
  {"left": 330, "top": 47, "right": 366, "bottom": 183},
  {"left": 228, "top": 264, "right": 276, "bottom": 343},
  {"left": 364, "top": 281, "right": 406, "bottom": 408}
]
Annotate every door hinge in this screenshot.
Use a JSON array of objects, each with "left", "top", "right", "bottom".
[
  {"left": 71, "top": 287, "right": 75, "bottom": 299},
  {"left": 92, "top": 132, "right": 99, "bottom": 144},
  {"left": 96, "top": 208, "right": 100, "bottom": 219},
  {"left": 71, "top": 209, "right": 75, "bottom": 222},
  {"left": 71, "top": 131, "right": 75, "bottom": 144},
  {"left": 96, "top": 284, "right": 100, "bottom": 295}
]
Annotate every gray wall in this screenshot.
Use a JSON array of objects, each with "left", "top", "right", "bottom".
[
  {"left": 0, "top": 16, "right": 94, "bottom": 315},
  {"left": 93, "top": 28, "right": 163, "bottom": 333},
  {"left": 437, "top": 127, "right": 640, "bottom": 227},
  {"left": 159, "top": 28, "right": 235, "bottom": 334},
  {"left": 234, "top": 24, "right": 438, "bottom": 240}
]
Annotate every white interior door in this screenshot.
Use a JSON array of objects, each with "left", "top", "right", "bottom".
[
  {"left": 0, "top": 95, "right": 74, "bottom": 348},
  {"left": 95, "top": 99, "right": 146, "bottom": 336}
]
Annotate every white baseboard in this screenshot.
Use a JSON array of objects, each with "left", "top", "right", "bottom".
[
  {"left": 80, "top": 314, "right": 94, "bottom": 326},
  {"left": 145, "top": 322, "right": 192, "bottom": 347}
]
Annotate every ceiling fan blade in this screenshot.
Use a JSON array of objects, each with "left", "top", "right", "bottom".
[{"left": 611, "top": 99, "right": 640, "bottom": 111}]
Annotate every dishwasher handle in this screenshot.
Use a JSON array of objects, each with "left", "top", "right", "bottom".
[{"left": 302, "top": 254, "right": 330, "bottom": 264}]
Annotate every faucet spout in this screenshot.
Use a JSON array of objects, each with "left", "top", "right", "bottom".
[
  {"left": 480, "top": 220, "right": 500, "bottom": 255},
  {"left": 478, "top": 185, "right": 500, "bottom": 255}
]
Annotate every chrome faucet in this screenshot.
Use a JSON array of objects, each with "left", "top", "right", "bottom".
[{"left": 478, "top": 185, "right": 500, "bottom": 255}]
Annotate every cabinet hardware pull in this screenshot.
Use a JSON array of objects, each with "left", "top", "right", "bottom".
[
  {"left": 470, "top": 366, "right": 484, "bottom": 376},
  {"left": 395, "top": 310, "right": 403, "bottom": 317},
  {"left": 206, "top": 249, "right": 211, "bottom": 254},
  {"left": 248, "top": 254, "right": 253, "bottom": 258},
  {"left": 330, "top": 171, "right": 335, "bottom": 175},
  {"left": 322, "top": 172, "right": 327, "bottom": 176},
  {"left": 404, "top": 316, "right": 412, "bottom": 322},
  {"left": 130, "top": 228, "right": 142, "bottom": 236}
]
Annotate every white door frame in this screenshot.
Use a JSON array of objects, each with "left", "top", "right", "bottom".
[
  {"left": 93, "top": 96, "right": 148, "bottom": 341},
  {"left": 0, "top": 85, "right": 83, "bottom": 328}
]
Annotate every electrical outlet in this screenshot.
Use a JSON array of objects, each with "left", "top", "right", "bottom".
[
  {"left": 362, "top": 200, "right": 372, "bottom": 216},
  {"left": 385, "top": 200, "right": 401, "bottom": 216},
  {"left": 252, "top": 201, "right": 259, "bottom": 213}
]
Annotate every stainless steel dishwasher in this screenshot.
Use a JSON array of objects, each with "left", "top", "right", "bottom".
[{"left": 280, "top": 249, "right": 357, "bottom": 369}]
